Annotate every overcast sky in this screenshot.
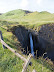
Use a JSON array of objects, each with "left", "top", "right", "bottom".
[{"left": 0, "top": 0, "right": 54, "bottom": 13}]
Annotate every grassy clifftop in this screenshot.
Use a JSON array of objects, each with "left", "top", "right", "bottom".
[
  {"left": 0, "top": 9, "right": 31, "bottom": 19},
  {"left": 0, "top": 9, "right": 54, "bottom": 29},
  {"left": 0, "top": 9, "right": 54, "bottom": 72},
  {"left": 0, "top": 9, "right": 54, "bottom": 21}
]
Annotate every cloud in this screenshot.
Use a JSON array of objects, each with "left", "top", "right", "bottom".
[
  {"left": 20, "top": 0, "right": 28, "bottom": 8},
  {"left": 0, "top": 0, "right": 21, "bottom": 13},
  {"left": 0, "top": 0, "right": 54, "bottom": 13},
  {"left": 36, "top": 0, "right": 42, "bottom": 5}
]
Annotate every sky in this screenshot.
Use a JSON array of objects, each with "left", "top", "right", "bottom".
[{"left": 0, "top": 0, "right": 54, "bottom": 13}]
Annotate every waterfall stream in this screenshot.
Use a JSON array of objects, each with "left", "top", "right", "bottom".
[{"left": 29, "top": 33, "right": 34, "bottom": 56}]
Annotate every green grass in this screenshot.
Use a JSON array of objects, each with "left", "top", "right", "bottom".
[
  {"left": 0, "top": 27, "right": 24, "bottom": 72},
  {"left": 0, "top": 9, "right": 54, "bottom": 25},
  {"left": 0, "top": 9, "right": 54, "bottom": 30},
  {"left": 0, "top": 25, "right": 54, "bottom": 72},
  {"left": 0, "top": 44, "right": 23, "bottom": 72},
  {"left": 0, "top": 9, "right": 54, "bottom": 72},
  {"left": 0, "top": 9, "right": 26, "bottom": 19},
  {"left": 27, "top": 58, "right": 54, "bottom": 72}
]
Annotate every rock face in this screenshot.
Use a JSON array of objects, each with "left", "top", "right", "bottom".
[
  {"left": 14, "top": 25, "right": 46, "bottom": 56},
  {"left": 38, "top": 24, "right": 54, "bottom": 60},
  {"left": 15, "top": 25, "right": 30, "bottom": 54},
  {"left": 11, "top": 24, "right": 54, "bottom": 61},
  {"left": 13, "top": 25, "right": 38, "bottom": 55},
  {"left": 0, "top": 13, "right": 3, "bottom": 15},
  {"left": 38, "top": 24, "right": 54, "bottom": 44}
]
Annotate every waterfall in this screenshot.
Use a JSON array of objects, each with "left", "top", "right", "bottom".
[{"left": 29, "top": 33, "right": 34, "bottom": 56}]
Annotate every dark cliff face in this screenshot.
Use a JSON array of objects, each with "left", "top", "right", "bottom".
[
  {"left": 38, "top": 24, "right": 54, "bottom": 60},
  {"left": 13, "top": 25, "right": 46, "bottom": 56},
  {"left": 11, "top": 24, "right": 54, "bottom": 61},
  {"left": 15, "top": 25, "right": 30, "bottom": 54},
  {"left": 38, "top": 24, "right": 54, "bottom": 44},
  {"left": 0, "top": 13, "right": 3, "bottom": 15}
]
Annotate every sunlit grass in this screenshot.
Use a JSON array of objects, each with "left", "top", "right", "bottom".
[
  {"left": 0, "top": 9, "right": 54, "bottom": 72},
  {"left": 0, "top": 25, "right": 54, "bottom": 72}
]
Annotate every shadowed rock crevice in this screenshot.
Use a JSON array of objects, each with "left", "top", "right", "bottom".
[
  {"left": 10, "top": 25, "right": 39, "bottom": 55},
  {"left": 38, "top": 24, "right": 54, "bottom": 60},
  {"left": 10, "top": 24, "right": 54, "bottom": 61}
]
